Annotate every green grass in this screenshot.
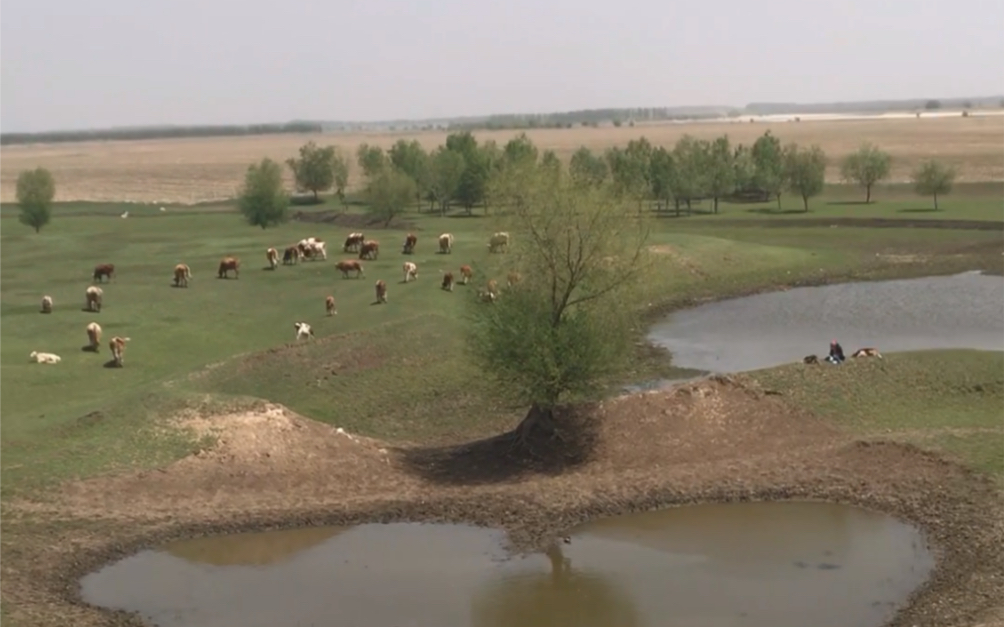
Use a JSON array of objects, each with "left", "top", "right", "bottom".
[
  {"left": 2, "top": 187, "right": 1002, "bottom": 497},
  {"left": 751, "top": 350, "right": 1004, "bottom": 478}
]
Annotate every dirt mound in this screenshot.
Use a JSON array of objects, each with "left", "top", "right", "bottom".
[{"left": 292, "top": 210, "right": 415, "bottom": 231}]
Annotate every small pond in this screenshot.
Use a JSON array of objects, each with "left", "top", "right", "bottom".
[
  {"left": 648, "top": 271, "right": 1004, "bottom": 373},
  {"left": 80, "top": 501, "right": 933, "bottom": 627}
]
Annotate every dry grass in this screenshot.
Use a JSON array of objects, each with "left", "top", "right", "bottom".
[{"left": 1, "top": 115, "right": 1001, "bottom": 203}]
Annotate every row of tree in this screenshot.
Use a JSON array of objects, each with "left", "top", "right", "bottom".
[{"left": 0, "top": 121, "right": 323, "bottom": 146}]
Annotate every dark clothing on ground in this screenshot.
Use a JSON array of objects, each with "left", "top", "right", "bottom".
[{"left": 829, "top": 343, "right": 845, "bottom": 362}]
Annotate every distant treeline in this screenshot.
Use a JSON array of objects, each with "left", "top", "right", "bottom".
[
  {"left": 0, "top": 121, "right": 323, "bottom": 146},
  {"left": 446, "top": 107, "right": 738, "bottom": 131},
  {"left": 745, "top": 96, "right": 1004, "bottom": 115}
]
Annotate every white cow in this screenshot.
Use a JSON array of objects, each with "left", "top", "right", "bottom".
[
  {"left": 488, "top": 231, "right": 510, "bottom": 253},
  {"left": 294, "top": 322, "right": 315, "bottom": 341},
  {"left": 403, "top": 261, "right": 418, "bottom": 283},
  {"left": 29, "top": 351, "right": 61, "bottom": 364},
  {"left": 438, "top": 233, "right": 454, "bottom": 254}
]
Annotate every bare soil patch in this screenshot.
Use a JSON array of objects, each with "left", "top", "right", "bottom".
[{"left": 2, "top": 375, "right": 1002, "bottom": 627}]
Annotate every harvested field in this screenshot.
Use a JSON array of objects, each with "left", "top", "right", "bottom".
[{"left": 2, "top": 115, "right": 1002, "bottom": 203}]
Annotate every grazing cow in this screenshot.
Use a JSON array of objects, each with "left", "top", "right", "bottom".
[
  {"left": 86, "top": 322, "right": 102, "bottom": 352},
  {"left": 325, "top": 295, "right": 337, "bottom": 316},
  {"left": 851, "top": 347, "right": 883, "bottom": 359},
  {"left": 266, "top": 247, "right": 279, "bottom": 269},
  {"left": 173, "top": 263, "right": 192, "bottom": 287},
  {"left": 402, "top": 233, "right": 418, "bottom": 254},
  {"left": 85, "top": 286, "right": 103, "bottom": 312},
  {"left": 40, "top": 295, "right": 53, "bottom": 314},
  {"left": 335, "top": 259, "right": 365, "bottom": 278},
  {"left": 480, "top": 279, "right": 500, "bottom": 303},
  {"left": 283, "top": 246, "right": 301, "bottom": 265},
  {"left": 488, "top": 231, "right": 510, "bottom": 253},
  {"left": 403, "top": 262, "right": 418, "bottom": 283},
  {"left": 299, "top": 238, "right": 327, "bottom": 261},
  {"left": 459, "top": 265, "right": 473, "bottom": 285},
  {"left": 109, "top": 336, "right": 130, "bottom": 367},
  {"left": 506, "top": 271, "right": 522, "bottom": 288},
  {"left": 375, "top": 279, "right": 388, "bottom": 304},
  {"left": 343, "top": 232, "right": 366, "bottom": 253},
  {"left": 441, "top": 271, "right": 455, "bottom": 292},
  {"left": 93, "top": 263, "right": 115, "bottom": 283},
  {"left": 803, "top": 355, "right": 819, "bottom": 365},
  {"left": 438, "top": 233, "right": 454, "bottom": 254},
  {"left": 294, "top": 322, "right": 315, "bottom": 341},
  {"left": 29, "top": 351, "right": 61, "bottom": 364},
  {"left": 218, "top": 256, "right": 240, "bottom": 279},
  {"left": 359, "top": 240, "right": 380, "bottom": 260}
]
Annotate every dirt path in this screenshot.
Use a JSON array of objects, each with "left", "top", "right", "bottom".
[{"left": 2, "top": 376, "right": 1002, "bottom": 627}]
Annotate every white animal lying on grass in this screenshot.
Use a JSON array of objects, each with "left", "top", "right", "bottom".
[
  {"left": 294, "top": 322, "right": 315, "bottom": 341},
  {"left": 30, "top": 351, "right": 61, "bottom": 364}
]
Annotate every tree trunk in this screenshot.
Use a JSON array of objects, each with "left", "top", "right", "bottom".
[
  {"left": 866, "top": 185, "right": 872, "bottom": 203},
  {"left": 776, "top": 193, "right": 782, "bottom": 209},
  {"left": 713, "top": 196, "right": 719, "bottom": 214},
  {"left": 312, "top": 189, "right": 319, "bottom": 201},
  {"left": 803, "top": 194, "right": 809, "bottom": 212},
  {"left": 933, "top": 193, "right": 939, "bottom": 210},
  {"left": 515, "top": 403, "right": 558, "bottom": 446}
]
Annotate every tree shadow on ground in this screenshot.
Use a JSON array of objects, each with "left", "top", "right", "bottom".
[
  {"left": 396, "top": 404, "right": 600, "bottom": 486},
  {"left": 897, "top": 207, "right": 941, "bottom": 213},
  {"left": 746, "top": 207, "right": 809, "bottom": 215},
  {"left": 825, "top": 200, "right": 870, "bottom": 206}
]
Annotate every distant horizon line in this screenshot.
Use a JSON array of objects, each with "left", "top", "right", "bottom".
[{"left": 4, "top": 93, "right": 1002, "bottom": 136}]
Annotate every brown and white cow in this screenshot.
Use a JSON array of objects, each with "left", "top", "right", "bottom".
[
  {"left": 480, "top": 279, "right": 500, "bottom": 303},
  {"left": 488, "top": 231, "right": 510, "bottom": 253},
  {"left": 344, "top": 232, "right": 365, "bottom": 253},
  {"left": 86, "top": 322, "right": 102, "bottom": 352},
  {"left": 325, "top": 295, "right": 337, "bottom": 316},
  {"left": 506, "top": 271, "right": 522, "bottom": 288},
  {"left": 93, "top": 263, "right": 115, "bottom": 283},
  {"left": 266, "top": 247, "right": 279, "bottom": 269},
  {"left": 441, "top": 271, "right": 455, "bottom": 292},
  {"left": 459, "top": 265, "right": 473, "bottom": 285},
  {"left": 359, "top": 240, "right": 380, "bottom": 260},
  {"left": 283, "top": 246, "right": 301, "bottom": 265},
  {"left": 299, "top": 238, "right": 327, "bottom": 261},
  {"left": 109, "top": 336, "right": 130, "bottom": 367},
  {"left": 335, "top": 260, "right": 365, "bottom": 279},
  {"left": 173, "top": 263, "right": 192, "bottom": 287},
  {"left": 85, "top": 286, "right": 103, "bottom": 312},
  {"left": 403, "top": 262, "right": 418, "bottom": 283},
  {"left": 852, "top": 347, "right": 883, "bottom": 359},
  {"left": 40, "top": 295, "right": 53, "bottom": 314},
  {"left": 402, "top": 233, "right": 418, "bottom": 254},
  {"left": 438, "top": 233, "right": 454, "bottom": 254},
  {"left": 218, "top": 256, "right": 240, "bottom": 279},
  {"left": 375, "top": 279, "right": 388, "bottom": 304}
]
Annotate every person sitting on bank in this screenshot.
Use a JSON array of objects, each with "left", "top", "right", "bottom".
[{"left": 827, "top": 340, "right": 845, "bottom": 363}]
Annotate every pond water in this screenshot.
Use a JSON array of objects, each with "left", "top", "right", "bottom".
[
  {"left": 648, "top": 271, "right": 1004, "bottom": 373},
  {"left": 80, "top": 501, "right": 933, "bottom": 627}
]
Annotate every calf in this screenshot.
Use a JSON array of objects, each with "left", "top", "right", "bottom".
[
  {"left": 85, "top": 286, "right": 103, "bottom": 312},
  {"left": 266, "top": 247, "right": 279, "bottom": 269},
  {"left": 29, "top": 351, "right": 61, "bottom": 364},
  {"left": 173, "top": 263, "right": 192, "bottom": 287},
  {"left": 335, "top": 259, "right": 365, "bottom": 278},
  {"left": 403, "top": 262, "right": 418, "bottom": 283},
  {"left": 325, "top": 295, "right": 337, "bottom": 316},
  {"left": 86, "top": 322, "right": 103, "bottom": 352},
  {"left": 93, "top": 263, "right": 115, "bottom": 283},
  {"left": 803, "top": 355, "right": 819, "bottom": 365},
  {"left": 851, "top": 347, "right": 883, "bottom": 359},
  {"left": 488, "top": 231, "right": 510, "bottom": 253},
  {"left": 480, "top": 279, "right": 500, "bottom": 303},
  {"left": 283, "top": 246, "right": 301, "bottom": 265},
  {"left": 441, "top": 271, "right": 455, "bottom": 292},
  {"left": 294, "top": 322, "right": 315, "bottom": 340},
  {"left": 40, "top": 295, "right": 53, "bottom": 314},
  {"left": 506, "top": 271, "right": 522, "bottom": 288},
  {"left": 402, "top": 233, "right": 418, "bottom": 254},
  {"left": 359, "top": 240, "right": 380, "bottom": 260},
  {"left": 218, "top": 256, "right": 240, "bottom": 279},
  {"left": 343, "top": 232, "right": 365, "bottom": 253},
  {"left": 459, "top": 265, "right": 473, "bottom": 285},
  {"left": 375, "top": 279, "right": 388, "bottom": 304},
  {"left": 438, "top": 233, "right": 454, "bottom": 254},
  {"left": 109, "top": 337, "right": 130, "bottom": 367}
]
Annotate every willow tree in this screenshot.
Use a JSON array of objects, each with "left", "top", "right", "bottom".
[{"left": 464, "top": 168, "right": 652, "bottom": 445}]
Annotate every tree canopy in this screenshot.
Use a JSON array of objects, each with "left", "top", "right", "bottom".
[
  {"left": 285, "top": 141, "right": 336, "bottom": 200},
  {"left": 911, "top": 160, "right": 957, "bottom": 210},
  {"left": 366, "top": 168, "right": 417, "bottom": 226},
  {"left": 784, "top": 143, "right": 827, "bottom": 212},
  {"left": 840, "top": 143, "right": 891, "bottom": 203},
  {"left": 16, "top": 167, "right": 56, "bottom": 233},
  {"left": 238, "top": 158, "right": 289, "bottom": 229}
]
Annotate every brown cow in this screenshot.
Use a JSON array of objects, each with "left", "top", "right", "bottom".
[
  {"left": 359, "top": 240, "right": 380, "bottom": 260},
  {"left": 343, "top": 232, "right": 365, "bottom": 253},
  {"left": 86, "top": 322, "right": 102, "bottom": 352},
  {"left": 85, "top": 286, "right": 103, "bottom": 312},
  {"left": 375, "top": 279, "right": 388, "bottom": 304},
  {"left": 325, "top": 295, "right": 337, "bottom": 316},
  {"left": 506, "top": 271, "right": 522, "bottom": 288},
  {"left": 266, "top": 247, "right": 279, "bottom": 269},
  {"left": 173, "top": 263, "right": 192, "bottom": 287},
  {"left": 109, "top": 336, "right": 130, "bottom": 367},
  {"left": 441, "top": 271, "right": 455, "bottom": 292},
  {"left": 459, "top": 265, "right": 473, "bottom": 285},
  {"left": 335, "top": 260, "right": 365, "bottom": 279},
  {"left": 852, "top": 347, "right": 883, "bottom": 359},
  {"left": 283, "top": 246, "right": 301, "bottom": 265},
  {"left": 218, "top": 256, "right": 240, "bottom": 279},
  {"left": 93, "top": 263, "right": 115, "bottom": 282},
  {"left": 41, "top": 295, "right": 53, "bottom": 314},
  {"left": 480, "top": 279, "right": 500, "bottom": 303},
  {"left": 402, "top": 233, "right": 417, "bottom": 254}
]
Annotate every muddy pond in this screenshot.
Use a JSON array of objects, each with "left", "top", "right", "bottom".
[
  {"left": 81, "top": 501, "right": 933, "bottom": 627},
  {"left": 648, "top": 271, "right": 1004, "bottom": 374}
]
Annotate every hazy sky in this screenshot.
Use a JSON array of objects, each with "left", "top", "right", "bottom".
[{"left": 2, "top": 0, "right": 1002, "bottom": 132}]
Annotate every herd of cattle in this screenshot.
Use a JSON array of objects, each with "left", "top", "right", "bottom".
[{"left": 31, "top": 229, "right": 518, "bottom": 367}]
